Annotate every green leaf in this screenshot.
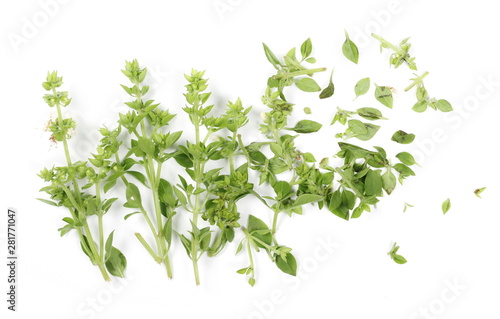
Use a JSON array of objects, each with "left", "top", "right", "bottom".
[
  {"left": 125, "top": 183, "right": 142, "bottom": 208},
  {"left": 342, "top": 190, "right": 356, "bottom": 210},
  {"left": 124, "top": 211, "right": 141, "bottom": 220},
  {"left": 436, "top": 99, "right": 453, "bottom": 112},
  {"left": 126, "top": 171, "right": 148, "bottom": 187},
  {"left": 391, "top": 130, "right": 415, "bottom": 144},
  {"left": 392, "top": 254, "right": 407, "bottom": 264},
  {"left": 375, "top": 85, "right": 393, "bottom": 108},
  {"left": 393, "top": 164, "right": 416, "bottom": 178},
  {"left": 104, "top": 230, "right": 114, "bottom": 261},
  {"left": 275, "top": 252, "right": 297, "bottom": 276},
  {"left": 300, "top": 38, "right": 312, "bottom": 60},
  {"left": 359, "top": 124, "right": 381, "bottom": 141},
  {"left": 381, "top": 170, "right": 397, "bottom": 195},
  {"left": 248, "top": 277, "right": 256, "bottom": 287},
  {"left": 273, "top": 181, "right": 292, "bottom": 200},
  {"left": 173, "top": 186, "right": 187, "bottom": 206},
  {"left": 474, "top": 187, "right": 486, "bottom": 198},
  {"left": 289, "top": 120, "right": 322, "bottom": 133},
  {"left": 319, "top": 71, "right": 334, "bottom": 99},
  {"left": 269, "top": 158, "right": 288, "bottom": 174},
  {"left": 396, "top": 152, "right": 418, "bottom": 166},
  {"left": 37, "top": 198, "right": 58, "bottom": 206},
  {"left": 348, "top": 120, "right": 368, "bottom": 135},
  {"left": 328, "top": 190, "right": 342, "bottom": 211},
  {"left": 105, "top": 247, "right": 127, "bottom": 277},
  {"left": 262, "top": 43, "right": 281, "bottom": 68},
  {"left": 137, "top": 137, "right": 155, "bottom": 156},
  {"left": 354, "top": 77, "right": 370, "bottom": 99},
  {"left": 247, "top": 215, "right": 272, "bottom": 248},
  {"left": 412, "top": 100, "right": 428, "bottom": 113},
  {"left": 342, "top": 30, "right": 359, "bottom": 64},
  {"left": 442, "top": 198, "right": 451, "bottom": 214},
  {"left": 364, "top": 170, "right": 382, "bottom": 196},
  {"left": 295, "top": 78, "right": 321, "bottom": 92},
  {"left": 357, "top": 107, "right": 385, "bottom": 121},
  {"left": 292, "top": 194, "right": 323, "bottom": 207}
]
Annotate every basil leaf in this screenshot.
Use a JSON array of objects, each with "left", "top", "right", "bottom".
[
  {"left": 342, "top": 30, "right": 359, "bottom": 64},
  {"left": 357, "top": 107, "right": 385, "bottom": 121},
  {"left": 289, "top": 120, "right": 322, "bottom": 133},
  {"left": 354, "top": 77, "right": 370, "bottom": 99},
  {"left": 391, "top": 130, "right": 415, "bottom": 144},
  {"left": 396, "top": 152, "right": 418, "bottom": 166},
  {"left": 275, "top": 252, "right": 297, "bottom": 276},
  {"left": 300, "top": 38, "right": 312, "bottom": 60},
  {"left": 442, "top": 198, "right": 451, "bottom": 214},
  {"left": 295, "top": 78, "right": 321, "bottom": 92},
  {"left": 375, "top": 85, "right": 393, "bottom": 108}
]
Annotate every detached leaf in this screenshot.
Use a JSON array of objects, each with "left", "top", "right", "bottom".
[
  {"left": 375, "top": 85, "right": 393, "bottom": 108},
  {"left": 474, "top": 187, "right": 486, "bottom": 198},
  {"left": 295, "top": 78, "right": 321, "bottom": 92},
  {"left": 391, "top": 130, "right": 415, "bottom": 144},
  {"left": 442, "top": 198, "right": 451, "bottom": 214},
  {"left": 289, "top": 120, "right": 322, "bottom": 133},
  {"left": 357, "top": 107, "right": 385, "bottom": 121},
  {"left": 319, "top": 71, "right": 334, "bottom": 99},
  {"left": 342, "top": 30, "right": 359, "bottom": 64},
  {"left": 354, "top": 77, "right": 370, "bottom": 99}
]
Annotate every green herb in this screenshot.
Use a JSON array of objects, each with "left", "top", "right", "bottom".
[
  {"left": 38, "top": 72, "right": 126, "bottom": 281},
  {"left": 319, "top": 70, "right": 335, "bottom": 99},
  {"left": 391, "top": 130, "right": 415, "bottom": 144},
  {"left": 374, "top": 85, "right": 393, "bottom": 108},
  {"left": 342, "top": 30, "right": 359, "bottom": 64},
  {"left": 474, "top": 187, "right": 486, "bottom": 198},
  {"left": 372, "top": 34, "right": 417, "bottom": 70},
  {"left": 354, "top": 77, "right": 370, "bottom": 100},
  {"left": 39, "top": 33, "right": 454, "bottom": 286},
  {"left": 388, "top": 242, "right": 407, "bottom": 264},
  {"left": 442, "top": 198, "right": 451, "bottom": 214}
]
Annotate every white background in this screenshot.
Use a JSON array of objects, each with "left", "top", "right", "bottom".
[{"left": 1, "top": 0, "right": 500, "bottom": 318}]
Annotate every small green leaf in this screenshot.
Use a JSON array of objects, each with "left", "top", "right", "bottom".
[
  {"left": 375, "top": 85, "right": 393, "bottom": 108},
  {"left": 300, "top": 38, "right": 313, "bottom": 60},
  {"left": 391, "top": 130, "right": 415, "bottom": 144},
  {"left": 474, "top": 187, "right": 486, "bottom": 198},
  {"left": 412, "top": 100, "right": 428, "bottom": 113},
  {"left": 105, "top": 247, "right": 127, "bottom": 277},
  {"left": 364, "top": 170, "right": 382, "bottom": 196},
  {"left": 442, "top": 198, "right": 451, "bottom": 214},
  {"left": 319, "top": 71, "right": 334, "bottom": 99},
  {"left": 289, "top": 120, "right": 322, "bottom": 133},
  {"left": 396, "top": 152, "right": 418, "bottom": 166},
  {"left": 137, "top": 137, "right": 155, "bottom": 156},
  {"left": 125, "top": 183, "right": 142, "bottom": 208},
  {"left": 275, "top": 252, "right": 297, "bottom": 276},
  {"left": 348, "top": 120, "right": 368, "bottom": 135},
  {"left": 37, "top": 198, "right": 58, "bottom": 206},
  {"left": 247, "top": 215, "right": 272, "bottom": 247},
  {"left": 392, "top": 254, "right": 407, "bottom": 264},
  {"left": 248, "top": 277, "right": 256, "bottom": 287},
  {"left": 295, "top": 78, "right": 321, "bottom": 92},
  {"left": 342, "top": 30, "right": 359, "bottom": 64},
  {"left": 262, "top": 43, "right": 281, "bottom": 68},
  {"left": 292, "top": 194, "right": 323, "bottom": 207},
  {"left": 436, "top": 99, "right": 453, "bottom": 112},
  {"left": 357, "top": 107, "right": 385, "bottom": 121},
  {"left": 273, "top": 181, "right": 292, "bottom": 200},
  {"left": 354, "top": 77, "right": 370, "bottom": 99},
  {"left": 381, "top": 170, "right": 397, "bottom": 195},
  {"left": 104, "top": 230, "right": 114, "bottom": 261}
]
